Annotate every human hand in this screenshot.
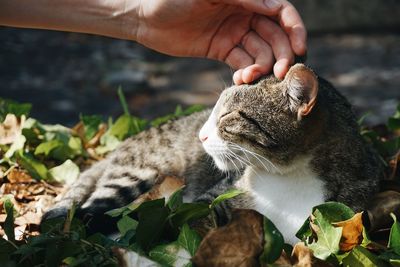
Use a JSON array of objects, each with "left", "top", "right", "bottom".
[{"left": 134, "top": 0, "right": 307, "bottom": 84}]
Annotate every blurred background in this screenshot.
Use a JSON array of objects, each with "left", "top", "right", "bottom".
[{"left": 0, "top": 0, "right": 399, "bottom": 126}]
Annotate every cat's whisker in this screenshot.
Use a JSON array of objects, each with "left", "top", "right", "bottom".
[
  {"left": 227, "top": 143, "right": 282, "bottom": 174},
  {"left": 227, "top": 144, "right": 271, "bottom": 172},
  {"left": 224, "top": 145, "right": 264, "bottom": 178},
  {"left": 224, "top": 152, "right": 242, "bottom": 175}
]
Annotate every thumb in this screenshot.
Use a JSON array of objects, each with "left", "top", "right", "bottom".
[{"left": 220, "top": 0, "right": 283, "bottom": 15}]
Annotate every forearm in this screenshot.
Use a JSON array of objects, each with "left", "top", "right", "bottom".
[{"left": 0, "top": 0, "right": 139, "bottom": 40}]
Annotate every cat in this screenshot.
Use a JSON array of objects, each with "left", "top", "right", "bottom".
[{"left": 43, "top": 64, "right": 383, "bottom": 244}]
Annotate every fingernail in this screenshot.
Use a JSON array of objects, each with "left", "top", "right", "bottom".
[{"left": 264, "top": 0, "right": 281, "bottom": 9}]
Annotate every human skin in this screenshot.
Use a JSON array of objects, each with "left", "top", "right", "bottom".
[{"left": 0, "top": 0, "right": 306, "bottom": 84}]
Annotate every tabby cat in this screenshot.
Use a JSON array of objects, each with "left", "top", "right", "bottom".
[{"left": 43, "top": 64, "right": 383, "bottom": 244}]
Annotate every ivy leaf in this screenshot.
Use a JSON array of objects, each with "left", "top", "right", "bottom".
[
  {"left": 135, "top": 199, "right": 170, "bottom": 251},
  {"left": 169, "top": 203, "right": 210, "bottom": 229},
  {"left": 149, "top": 241, "right": 192, "bottom": 267},
  {"left": 167, "top": 188, "right": 184, "bottom": 211},
  {"left": 80, "top": 114, "right": 103, "bottom": 140},
  {"left": 312, "top": 202, "right": 355, "bottom": 223},
  {"left": 0, "top": 98, "right": 31, "bottom": 121},
  {"left": 210, "top": 189, "right": 243, "bottom": 209},
  {"left": 177, "top": 224, "right": 201, "bottom": 256},
  {"left": 308, "top": 209, "right": 342, "bottom": 260},
  {"left": 3, "top": 198, "right": 16, "bottom": 242},
  {"left": 389, "top": 213, "right": 400, "bottom": 255},
  {"left": 259, "top": 216, "right": 284, "bottom": 264},
  {"left": 342, "top": 246, "right": 388, "bottom": 267},
  {"left": 17, "top": 150, "right": 48, "bottom": 180},
  {"left": 35, "top": 139, "right": 64, "bottom": 156},
  {"left": 48, "top": 159, "right": 80, "bottom": 185},
  {"left": 0, "top": 237, "right": 16, "bottom": 262},
  {"left": 107, "top": 114, "right": 135, "bottom": 140},
  {"left": 117, "top": 216, "right": 138, "bottom": 236},
  {"left": 96, "top": 134, "right": 121, "bottom": 155}
]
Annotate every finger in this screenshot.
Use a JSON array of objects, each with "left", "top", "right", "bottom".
[
  {"left": 241, "top": 31, "right": 274, "bottom": 83},
  {"left": 218, "top": 0, "right": 283, "bottom": 16},
  {"left": 224, "top": 47, "right": 254, "bottom": 70},
  {"left": 233, "top": 69, "right": 245, "bottom": 85},
  {"left": 251, "top": 16, "right": 294, "bottom": 78},
  {"left": 277, "top": 1, "right": 307, "bottom": 55}
]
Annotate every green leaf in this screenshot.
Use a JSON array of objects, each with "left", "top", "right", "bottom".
[
  {"left": 4, "top": 198, "right": 15, "bottom": 242},
  {"left": 107, "top": 114, "right": 136, "bottom": 140},
  {"left": 118, "top": 87, "right": 130, "bottom": 116},
  {"left": 48, "top": 159, "right": 80, "bottom": 185},
  {"left": 136, "top": 203, "right": 170, "bottom": 251},
  {"left": 308, "top": 209, "right": 342, "bottom": 260},
  {"left": 117, "top": 216, "right": 138, "bottom": 236},
  {"left": 389, "top": 213, "right": 400, "bottom": 255},
  {"left": 177, "top": 224, "right": 201, "bottom": 256},
  {"left": 210, "top": 189, "right": 243, "bottom": 209},
  {"left": 167, "top": 188, "right": 184, "bottom": 211},
  {"left": 259, "top": 216, "right": 285, "bottom": 264},
  {"left": 0, "top": 238, "right": 16, "bottom": 262},
  {"left": 6, "top": 103, "right": 31, "bottom": 118},
  {"left": 388, "top": 104, "right": 400, "bottom": 131},
  {"left": 96, "top": 134, "right": 121, "bottom": 155},
  {"left": 149, "top": 241, "right": 192, "bottom": 267},
  {"left": 182, "top": 105, "right": 204, "bottom": 116},
  {"left": 174, "top": 105, "right": 183, "bottom": 116},
  {"left": 296, "top": 217, "right": 312, "bottom": 241},
  {"left": 169, "top": 203, "right": 210, "bottom": 229},
  {"left": 35, "top": 139, "right": 64, "bottom": 156},
  {"left": 80, "top": 114, "right": 103, "bottom": 140},
  {"left": 388, "top": 118, "right": 400, "bottom": 131},
  {"left": 312, "top": 202, "right": 355, "bottom": 223},
  {"left": 17, "top": 150, "right": 48, "bottom": 180},
  {"left": 342, "top": 246, "right": 388, "bottom": 267},
  {"left": 0, "top": 98, "right": 31, "bottom": 121}
]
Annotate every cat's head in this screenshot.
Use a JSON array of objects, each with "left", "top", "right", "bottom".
[{"left": 199, "top": 64, "right": 324, "bottom": 173}]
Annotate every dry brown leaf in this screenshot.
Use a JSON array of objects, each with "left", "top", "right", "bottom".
[
  {"left": 134, "top": 175, "right": 184, "bottom": 204},
  {"left": 0, "top": 114, "right": 23, "bottom": 145},
  {"left": 7, "top": 168, "right": 34, "bottom": 183},
  {"left": 333, "top": 212, "right": 363, "bottom": 252},
  {"left": 192, "top": 209, "right": 263, "bottom": 267},
  {"left": 268, "top": 250, "right": 292, "bottom": 267},
  {"left": 291, "top": 242, "right": 332, "bottom": 267},
  {"left": 86, "top": 123, "right": 107, "bottom": 148}
]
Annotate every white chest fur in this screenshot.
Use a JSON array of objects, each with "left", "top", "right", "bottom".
[{"left": 236, "top": 159, "right": 325, "bottom": 244}]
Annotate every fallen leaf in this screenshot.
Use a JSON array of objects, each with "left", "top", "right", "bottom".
[
  {"left": 134, "top": 175, "right": 185, "bottom": 204},
  {"left": 192, "top": 209, "right": 263, "bottom": 267},
  {"left": 333, "top": 212, "right": 364, "bottom": 252},
  {"left": 7, "top": 168, "right": 34, "bottom": 183},
  {"left": 308, "top": 209, "right": 342, "bottom": 260},
  {"left": 48, "top": 159, "right": 80, "bottom": 185},
  {"left": 0, "top": 114, "right": 23, "bottom": 145},
  {"left": 291, "top": 242, "right": 332, "bottom": 267}
]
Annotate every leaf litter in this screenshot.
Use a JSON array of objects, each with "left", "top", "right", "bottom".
[{"left": 0, "top": 98, "right": 399, "bottom": 266}]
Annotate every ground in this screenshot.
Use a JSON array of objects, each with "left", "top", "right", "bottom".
[{"left": 0, "top": 28, "right": 399, "bottom": 126}]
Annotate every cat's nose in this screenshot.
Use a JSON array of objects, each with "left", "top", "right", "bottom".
[{"left": 199, "top": 135, "right": 208, "bottom": 142}]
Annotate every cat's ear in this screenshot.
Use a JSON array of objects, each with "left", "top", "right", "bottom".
[{"left": 283, "top": 64, "right": 318, "bottom": 120}]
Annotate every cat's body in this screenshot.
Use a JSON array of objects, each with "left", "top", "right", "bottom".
[{"left": 43, "top": 64, "right": 383, "bottom": 243}]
